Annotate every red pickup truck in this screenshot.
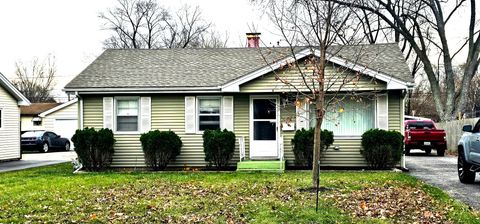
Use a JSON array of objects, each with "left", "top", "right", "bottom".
[{"left": 404, "top": 120, "right": 447, "bottom": 156}]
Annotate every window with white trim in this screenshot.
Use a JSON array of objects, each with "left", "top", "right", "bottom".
[
  {"left": 198, "top": 97, "right": 221, "bottom": 131},
  {"left": 310, "top": 96, "right": 375, "bottom": 136},
  {"left": 116, "top": 98, "right": 139, "bottom": 132}
]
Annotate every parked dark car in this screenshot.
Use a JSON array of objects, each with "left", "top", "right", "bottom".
[{"left": 21, "top": 131, "right": 70, "bottom": 153}]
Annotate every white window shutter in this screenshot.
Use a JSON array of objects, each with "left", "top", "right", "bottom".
[
  {"left": 185, "top": 96, "right": 196, "bottom": 133},
  {"left": 376, "top": 95, "right": 389, "bottom": 130},
  {"left": 140, "top": 97, "right": 151, "bottom": 133},
  {"left": 296, "top": 101, "right": 309, "bottom": 130},
  {"left": 103, "top": 97, "right": 114, "bottom": 130},
  {"left": 222, "top": 96, "right": 234, "bottom": 131}
]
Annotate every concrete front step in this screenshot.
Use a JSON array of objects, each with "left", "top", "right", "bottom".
[{"left": 236, "top": 160, "right": 285, "bottom": 172}]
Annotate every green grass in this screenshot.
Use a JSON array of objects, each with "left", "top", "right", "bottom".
[
  {"left": 0, "top": 164, "right": 478, "bottom": 223},
  {"left": 236, "top": 160, "right": 285, "bottom": 171}
]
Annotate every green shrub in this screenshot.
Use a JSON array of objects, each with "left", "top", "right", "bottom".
[
  {"left": 291, "top": 128, "right": 334, "bottom": 168},
  {"left": 361, "top": 129, "right": 404, "bottom": 169},
  {"left": 203, "top": 129, "right": 236, "bottom": 169},
  {"left": 140, "top": 130, "right": 182, "bottom": 171},
  {"left": 71, "top": 127, "right": 115, "bottom": 171}
]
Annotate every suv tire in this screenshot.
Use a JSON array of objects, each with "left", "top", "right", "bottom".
[{"left": 458, "top": 150, "right": 475, "bottom": 184}]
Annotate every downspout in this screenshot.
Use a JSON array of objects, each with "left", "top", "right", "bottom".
[
  {"left": 401, "top": 89, "right": 409, "bottom": 172},
  {"left": 76, "top": 91, "right": 83, "bottom": 129}
]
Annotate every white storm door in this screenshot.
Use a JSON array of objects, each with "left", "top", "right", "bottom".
[{"left": 250, "top": 96, "right": 279, "bottom": 158}]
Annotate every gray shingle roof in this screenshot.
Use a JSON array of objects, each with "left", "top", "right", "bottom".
[{"left": 65, "top": 43, "right": 413, "bottom": 90}]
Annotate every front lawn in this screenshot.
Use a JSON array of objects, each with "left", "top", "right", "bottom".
[{"left": 0, "top": 164, "right": 478, "bottom": 223}]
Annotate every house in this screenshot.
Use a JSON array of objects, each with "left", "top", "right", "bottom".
[
  {"left": 0, "top": 72, "right": 30, "bottom": 161},
  {"left": 21, "top": 102, "right": 61, "bottom": 131},
  {"left": 64, "top": 42, "right": 414, "bottom": 168},
  {"left": 20, "top": 99, "right": 79, "bottom": 142}
]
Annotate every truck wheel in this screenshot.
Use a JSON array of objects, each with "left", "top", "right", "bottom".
[
  {"left": 405, "top": 148, "right": 411, "bottom": 155},
  {"left": 437, "top": 149, "right": 445, "bottom": 157},
  {"left": 425, "top": 148, "right": 432, "bottom": 155},
  {"left": 458, "top": 150, "right": 476, "bottom": 184}
]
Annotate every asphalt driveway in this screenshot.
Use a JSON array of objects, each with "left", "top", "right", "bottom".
[
  {"left": 406, "top": 149, "right": 480, "bottom": 209},
  {"left": 0, "top": 151, "right": 77, "bottom": 173}
]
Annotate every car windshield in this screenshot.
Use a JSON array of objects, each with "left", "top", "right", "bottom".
[
  {"left": 21, "top": 131, "right": 44, "bottom": 138},
  {"left": 407, "top": 122, "right": 434, "bottom": 129}
]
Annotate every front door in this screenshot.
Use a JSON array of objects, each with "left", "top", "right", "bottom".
[{"left": 250, "top": 96, "right": 279, "bottom": 159}]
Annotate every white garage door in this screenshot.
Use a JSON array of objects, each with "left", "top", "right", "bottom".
[{"left": 54, "top": 119, "right": 78, "bottom": 143}]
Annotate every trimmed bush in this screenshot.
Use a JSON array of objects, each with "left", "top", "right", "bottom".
[
  {"left": 291, "top": 128, "right": 334, "bottom": 168},
  {"left": 71, "top": 127, "right": 115, "bottom": 171},
  {"left": 361, "top": 129, "right": 404, "bottom": 169},
  {"left": 140, "top": 130, "right": 182, "bottom": 171},
  {"left": 203, "top": 129, "right": 236, "bottom": 169}
]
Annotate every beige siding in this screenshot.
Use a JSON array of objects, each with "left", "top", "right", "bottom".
[
  {"left": 233, "top": 94, "right": 249, "bottom": 160},
  {"left": 240, "top": 63, "right": 387, "bottom": 93},
  {"left": 151, "top": 95, "right": 203, "bottom": 167},
  {"left": 81, "top": 89, "right": 404, "bottom": 168},
  {"left": 83, "top": 95, "right": 250, "bottom": 167},
  {"left": 388, "top": 91, "right": 402, "bottom": 132},
  {"left": 83, "top": 96, "right": 103, "bottom": 129},
  {"left": 43, "top": 103, "right": 78, "bottom": 131},
  {"left": 21, "top": 116, "right": 44, "bottom": 131},
  {"left": 0, "top": 86, "right": 21, "bottom": 161}
]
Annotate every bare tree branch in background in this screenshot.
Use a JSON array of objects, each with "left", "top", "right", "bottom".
[
  {"left": 100, "top": 0, "right": 227, "bottom": 49},
  {"left": 333, "top": 0, "right": 480, "bottom": 121},
  {"left": 13, "top": 55, "right": 57, "bottom": 103}
]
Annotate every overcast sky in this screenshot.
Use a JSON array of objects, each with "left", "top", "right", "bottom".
[
  {"left": 0, "top": 0, "right": 474, "bottom": 102},
  {"left": 0, "top": 0, "right": 276, "bottom": 101}
]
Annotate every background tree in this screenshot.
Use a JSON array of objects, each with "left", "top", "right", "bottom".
[
  {"left": 334, "top": 0, "right": 480, "bottom": 121},
  {"left": 13, "top": 55, "right": 56, "bottom": 103},
  {"left": 100, "top": 0, "right": 227, "bottom": 49},
  {"left": 254, "top": 0, "right": 374, "bottom": 187}
]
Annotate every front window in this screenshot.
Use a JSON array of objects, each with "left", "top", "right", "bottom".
[
  {"left": 310, "top": 96, "right": 375, "bottom": 136},
  {"left": 116, "top": 99, "right": 139, "bottom": 132},
  {"left": 198, "top": 98, "right": 221, "bottom": 131}
]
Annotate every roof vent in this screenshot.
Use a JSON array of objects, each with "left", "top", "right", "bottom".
[{"left": 246, "top": 33, "right": 261, "bottom": 48}]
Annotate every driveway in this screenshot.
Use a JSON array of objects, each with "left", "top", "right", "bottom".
[
  {"left": 0, "top": 151, "right": 77, "bottom": 173},
  {"left": 406, "top": 149, "right": 480, "bottom": 210}
]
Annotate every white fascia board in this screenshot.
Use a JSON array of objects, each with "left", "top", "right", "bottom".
[
  {"left": 39, "top": 98, "right": 78, "bottom": 118},
  {"left": 221, "top": 48, "right": 313, "bottom": 92},
  {"left": 0, "top": 72, "right": 31, "bottom": 106},
  {"left": 220, "top": 47, "right": 411, "bottom": 92}
]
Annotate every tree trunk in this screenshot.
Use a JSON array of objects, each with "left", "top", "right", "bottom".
[{"left": 312, "top": 48, "right": 326, "bottom": 188}]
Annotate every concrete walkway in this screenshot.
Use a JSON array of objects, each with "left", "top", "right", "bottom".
[
  {"left": 0, "top": 151, "right": 77, "bottom": 173},
  {"left": 406, "top": 149, "right": 480, "bottom": 210}
]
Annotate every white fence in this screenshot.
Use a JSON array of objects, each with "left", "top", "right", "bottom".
[{"left": 436, "top": 118, "right": 478, "bottom": 151}]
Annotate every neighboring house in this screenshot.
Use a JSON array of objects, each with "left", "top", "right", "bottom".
[
  {"left": 64, "top": 43, "right": 414, "bottom": 168},
  {"left": 21, "top": 103, "right": 60, "bottom": 131},
  {"left": 0, "top": 72, "right": 30, "bottom": 161},
  {"left": 21, "top": 99, "right": 79, "bottom": 142}
]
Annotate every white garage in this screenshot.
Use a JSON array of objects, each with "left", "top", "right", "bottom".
[{"left": 39, "top": 99, "right": 78, "bottom": 147}]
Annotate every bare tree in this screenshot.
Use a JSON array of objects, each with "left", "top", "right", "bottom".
[
  {"left": 255, "top": 0, "right": 375, "bottom": 187},
  {"left": 333, "top": 0, "right": 480, "bottom": 121},
  {"left": 13, "top": 56, "right": 57, "bottom": 103},
  {"left": 100, "top": 0, "right": 227, "bottom": 49}
]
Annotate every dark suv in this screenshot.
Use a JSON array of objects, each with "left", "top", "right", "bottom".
[
  {"left": 458, "top": 119, "right": 480, "bottom": 183},
  {"left": 21, "top": 131, "right": 70, "bottom": 153}
]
